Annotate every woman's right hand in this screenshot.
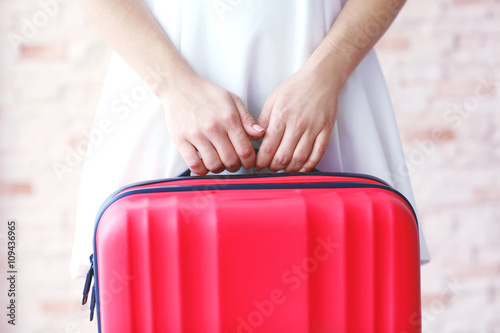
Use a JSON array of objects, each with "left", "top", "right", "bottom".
[
  {"left": 77, "top": 0, "right": 264, "bottom": 175},
  {"left": 160, "top": 73, "right": 265, "bottom": 175}
]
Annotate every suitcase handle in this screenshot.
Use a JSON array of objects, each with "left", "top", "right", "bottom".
[{"left": 177, "top": 148, "right": 320, "bottom": 177}]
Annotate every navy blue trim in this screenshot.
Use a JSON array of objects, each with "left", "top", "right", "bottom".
[
  {"left": 104, "top": 171, "right": 390, "bottom": 203},
  {"left": 91, "top": 176, "right": 415, "bottom": 330}
]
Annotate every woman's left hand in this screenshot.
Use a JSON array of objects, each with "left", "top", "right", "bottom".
[{"left": 255, "top": 67, "right": 341, "bottom": 172}]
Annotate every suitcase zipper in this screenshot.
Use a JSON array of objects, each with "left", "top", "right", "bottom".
[
  {"left": 82, "top": 254, "right": 96, "bottom": 321},
  {"left": 82, "top": 254, "right": 94, "bottom": 305},
  {"left": 89, "top": 285, "right": 96, "bottom": 321}
]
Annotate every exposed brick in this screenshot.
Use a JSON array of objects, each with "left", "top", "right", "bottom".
[
  {"left": 401, "top": 127, "right": 456, "bottom": 142},
  {"left": 473, "top": 187, "right": 500, "bottom": 203},
  {"left": 19, "top": 44, "right": 65, "bottom": 59},
  {"left": 0, "top": 181, "right": 33, "bottom": 195},
  {"left": 40, "top": 300, "right": 77, "bottom": 314}
]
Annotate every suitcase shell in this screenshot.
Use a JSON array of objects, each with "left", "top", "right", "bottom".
[{"left": 83, "top": 172, "right": 421, "bottom": 333}]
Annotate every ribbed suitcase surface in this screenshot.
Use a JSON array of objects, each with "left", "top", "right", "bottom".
[{"left": 83, "top": 172, "right": 421, "bottom": 333}]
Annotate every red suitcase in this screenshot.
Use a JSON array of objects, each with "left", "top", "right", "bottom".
[{"left": 82, "top": 171, "right": 421, "bottom": 333}]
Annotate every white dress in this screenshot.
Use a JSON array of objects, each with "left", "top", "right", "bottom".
[{"left": 71, "top": 0, "right": 430, "bottom": 278}]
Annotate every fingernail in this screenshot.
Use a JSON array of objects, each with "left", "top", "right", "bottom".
[
  {"left": 253, "top": 124, "right": 265, "bottom": 132},
  {"left": 299, "top": 167, "right": 307, "bottom": 172}
]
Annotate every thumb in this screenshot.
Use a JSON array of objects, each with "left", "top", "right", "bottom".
[
  {"left": 256, "top": 90, "right": 277, "bottom": 131},
  {"left": 231, "top": 93, "right": 265, "bottom": 139}
]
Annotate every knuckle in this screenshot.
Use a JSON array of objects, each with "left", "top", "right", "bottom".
[
  {"left": 275, "top": 105, "right": 290, "bottom": 120},
  {"left": 207, "top": 162, "right": 224, "bottom": 174},
  {"left": 256, "top": 115, "right": 268, "bottom": 126},
  {"left": 293, "top": 152, "right": 308, "bottom": 165},
  {"left": 241, "top": 112, "right": 254, "bottom": 124},
  {"left": 204, "top": 122, "right": 221, "bottom": 136},
  {"left": 225, "top": 160, "right": 241, "bottom": 172},
  {"left": 172, "top": 135, "right": 185, "bottom": 147},
  {"left": 260, "top": 142, "right": 276, "bottom": 155},
  {"left": 241, "top": 111, "right": 253, "bottom": 123},
  {"left": 238, "top": 145, "right": 254, "bottom": 159},
  {"left": 294, "top": 118, "right": 308, "bottom": 133},
  {"left": 221, "top": 112, "right": 238, "bottom": 126},
  {"left": 186, "top": 160, "right": 203, "bottom": 171},
  {"left": 268, "top": 165, "right": 281, "bottom": 172},
  {"left": 189, "top": 129, "right": 205, "bottom": 143},
  {"left": 275, "top": 154, "right": 289, "bottom": 166},
  {"left": 234, "top": 95, "right": 244, "bottom": 104}
]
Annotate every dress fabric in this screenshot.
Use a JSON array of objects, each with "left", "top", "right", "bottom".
[{"left": 71, "top": 0, "right": 430, "bottom": 278}]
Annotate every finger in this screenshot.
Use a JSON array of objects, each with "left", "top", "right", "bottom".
[
  {"left": 227, "top": 126, "right": 257, "bottom": 169},
  {"left": 211, "top": 133, "right": 242, "bottom": 173},
  {"left": 256, "top": 115, "right": 286, "bottom": 170},
  {"left": 268, "top": 125, "right": 304, "bottom": 172},
  {"left": 178, "top": 141, "right": 209, "bottom": 176},
  {"left": 214, "top": 102, "right": 251, "bottom": 171},
  {"left": 284, "top": 130, "right": 315, "bottom": 172},
  {"left": 193, "top": 139, "right": 225, "bottom": 174},
  {"left": 231, "top": 93, "right": 265, "bottom": 140},
  {"left": 256, "top": 90, "right": 277, "bottom": 130},
  {"left": 300, "top": 130, "right": 331, "bottom": 172}
]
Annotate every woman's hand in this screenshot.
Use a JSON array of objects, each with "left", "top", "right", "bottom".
[
  {"left": 76, "top": 0, "right": 265, "bottom": 176},
  {"left": 255, "top": 67, "right": 341, "bottom": 173},
  {"left": 253, "top": 0, "right": 408, "bottom": 173},
  {"left": 161, "top": 73, "right": 265, "bottom": 175}
]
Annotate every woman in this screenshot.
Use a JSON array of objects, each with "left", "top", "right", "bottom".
[{"left": 71, "top": 0, "right": 430, "bottom": 278}]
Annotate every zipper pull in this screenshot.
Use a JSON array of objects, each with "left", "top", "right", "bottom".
[
  {"left": 82, "top": 254, "right": 94, "bottom": 305},
  {"left": 89, "top": 285, "right": 96, "bottom": 321}
]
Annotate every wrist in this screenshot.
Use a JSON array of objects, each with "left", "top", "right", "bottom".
[
  {"left": 302, "top": 40, "right": 355, "bottom": 92},
  {"left": 150, "top": 62, "right": 198, "bottom": 101}
]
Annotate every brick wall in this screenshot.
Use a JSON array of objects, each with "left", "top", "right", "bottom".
[
  {"left": 0, "top": 0, "right": 498, "bottom": 332},
  {"left": 376, "top": 0, "right": 500, "bottom": 331},
  {"left": 1, "top": 1, "right": 109, "bottom": 332}
]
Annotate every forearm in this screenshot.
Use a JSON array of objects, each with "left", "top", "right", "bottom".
[
  {"left": 303, "top": 0, "right": 406, "bottom": 89},
  {"left": 78, "top": 0, "right": 194, "bottom": 97}
]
